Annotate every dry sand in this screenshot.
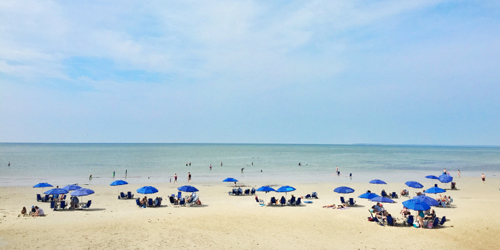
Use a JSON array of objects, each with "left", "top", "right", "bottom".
[{"left": 0, "top": 177, "right": 499, "bottom": 250}]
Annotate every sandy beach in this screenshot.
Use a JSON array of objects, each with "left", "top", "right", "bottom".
[{"left": 0, "top": 176, "right": 499, "bottom": 250}]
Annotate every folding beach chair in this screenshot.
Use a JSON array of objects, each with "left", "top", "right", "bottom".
[
  {"left": 349, "top": 198, "right": 356, "bottom": 206},
  {"left": 119, "top": 192, "right": 126, "bottom": 199},
  {"left": 438, "top": 216, "right": 447, "bottom": 227},
  {"left": 312, "top": 192, "right": 318, "bottom": 199},
  {"left": 288, "top": 196, "right": 296, "bottom": 206},
  {"left": 60, "top": 200, "right": 67, "bottom": 209},
  {"left": 136, "top": 198, "right": 142, "bottom": 207},
  {"left": 404, "top": 215, "right": 414, "bottom": 226},
  {"left": 50, "top": 201, "right": 55, "bottom": 209},
  {"left": 251, "top": 188, "right": 256, "bottom": 195},
  {"left": 81, "top": 200, "right": 91, "bottom": 209},
  {"left": 305, "top": 194, "right": 311, "bottom": 199},
  {"left": 340, "top": 197, "right": 346, "bottom": 204},
  {"left": 255, "top": 196, "right": 264, "bottom": 205},
  {"left": 244, "top": 189, "right": 250, "bottom": 195},
  {"left": 368, "top": 210, "right": 380, "bottom": 224},
  {"left": 432, "top": 217, "right": 439, "bottom": 228},
  {"left": 44, "top": 195, "right": 49, "bottom": 202},
  {"left": 391, "top": 192, "right": 398, "bottom": 199},
  {"left": 127, "top": 192, "right": 134, "bottom": 199},
  {"left": 178, "top": 192, "right": 182, "bottom": 199},
  {"left": 280, "top": 197, "right": 286, "bottom": 206},
  {"left": 179, "top": 198, "right": 186, "bottom": 206},
  {"left": 295, "top": 197, "right": 302, "bottom": 206},
  {"left": 37, "top": 194, "right": 43, "bottom": 202},
  {"left": 148, "top": 198, "right": 154, "bottom": 207},
  {"left": 270, "top": 197, "right": 277, "bottom": 205},
  {"left": 386, "top": 215, "right": 396, "bottom": 226}
]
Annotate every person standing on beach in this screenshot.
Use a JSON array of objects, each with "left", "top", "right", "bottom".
[
  {"left": 221, "top": 162, "right": 223, "bottom": 166},
  {"left": 349, "top": 173, "right": 352, "bottom": 180},
  {"left": 189, "top": 162, "right": 191, "bottom": 166},
  {"left": 481, "top": 173, "right": 485, "bottom": 183},
  {"left": 188, "top": 172, "right": 192, "bottom": 183},
  {"left": 89, "top": 174, "right": 92, "bottom": 181},
  {"left": 125, "top": 170, "right": 127, "bottom": 178},
  {"left": 113, "top": 171, "right": 115, "bottom": 179},
  {"left": 443, "top": 168, "right": 447, "bottom": 174},
  {"left": 174, "top": 173, "right": 177, "bottom": 183},
  {"left": 210, "top": 165, "right": 212, "bottom": 170},
  {"left": 458, "top": 170, "right": 461, "bottom": 177}
]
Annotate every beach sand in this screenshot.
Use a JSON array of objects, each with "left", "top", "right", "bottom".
[{"left": 0, "top": 177, "right": 499, "bottom": 250}]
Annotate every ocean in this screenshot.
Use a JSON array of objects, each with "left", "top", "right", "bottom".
[{"left": 0, "top": 143, "right": 499, "bottom": 187}]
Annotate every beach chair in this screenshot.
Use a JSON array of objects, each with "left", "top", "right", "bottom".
[
  {"left": 340, "top": 197, "right": 346, "bottom": 204},
  {"left": 270, "top": 197, "right": 277, "bottom": 205},
  {"left": 451, "top": 182, "right": 457, "bottom": 190},
  {"left": 251, "top": 188, "right": 256, "bottom": 195},
  {"left": 119, "top": 192, "right": 126, "bottom": 199},
  {"left": 305, "top": 194, "right": 311, "bottom": 199},
  {"left": 312, "top": 192, "right": 318, "bottom": 199},
  {"left": 288, "top": 196, "right": 296, "bottom": 206},
  {"left": 178, "top": 192, "right": 182, "bottom": 199},
  {"left": 391, "top": 192, "right": 398, "bottom": 199},
  {"left": 127, "top": 192, "right": 134, "bottom": 199},
  {"left": 432, "top": 217, "right": 439, "bottom": 228},
  {"left": 154, "top": 198, "right": 160, "bottom": 207},
  {"left": 37, "top": 194, "right": 43, "bottom": 202},
  {"left": 60, "top": 200, "right": 67, "bottom": 209},
  {"left": 148, "top": 198, "right": 154, "bottom": 207},
  {"left": 381, "top": 190, "right": 388, "bottom": 197},
  {"left": 237, "top": 188, "right": 243, "bottom": 195},
  {"left": 190, "top": 194, "right": 199, "bottom": 206},
  {"left": 348, "top": 198, "right": 356, "bottom": 206},
  {"left": 179, "top": 198, "right": 186, "bottom": 207},
  {"left": 169, "top": 196, "right": 176, "bottom": 205},
  {"left": 280, "top": 197, "right": 286, "bottom": 206},
  {"left": 368, "top": 210, "right": 380, "bottom": 224},
  {"left": 244, "top": 189, "right": 250, "bottom": 195},
  {"left": 81, "top": 200, "right": 91, "bottom": 209},
  {"left": 386, "top": 215, "right": 397, "bottom": 226},
  {"left": 136, "top": 198, "right": 142, "bottom": 207},
  {"left": 296, "top": 197, "right": 302, "bottom": 206},
  {"left": 50, "top": 201, "right": 55, "bottom": 209},
  {"left": 404, "top": 215, "right": 414, "bottom": 226},
  {"left": 44, "top": 195, "right": 50, "bottom": 202},
  {"left": 255, "top": 196, "right": 264, "bottom": 205},
  {"left": 438, "top": 216, "right": 446, "bottom": 227}
]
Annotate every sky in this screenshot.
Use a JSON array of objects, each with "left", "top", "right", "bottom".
[{"left": 1, "top": 0, "right": 499, "bottom": 145}]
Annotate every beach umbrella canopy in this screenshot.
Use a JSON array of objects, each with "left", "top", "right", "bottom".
[
  {"left": 137, "top": 186, "right": 159, "bottom": 194},
  {"left": 256, "top": 186, "right": 276, "bottom": 193},
  {"left": 370, "top": 196, "right": 395, "bottom": 203},
  {"left": 425, "top": 175, "right": 439, "bottom": 180},
  {"left": 33, "top": 183, "right": 53, "bottom": 188},
  {"left": 276, "top": 186, "right": 296, "bottom": 193},
  {"left": 177, "top": 185, "right": 199, "bottom": 192},
  {"left": 110, "top": 180, "right": 128, "bottom": 186},
  {"left": 358, "top": 192, "right": 379, "bottom": 199},
  {"left": 334, "top": 186, "right": 355, "bottom": 194},
  {"left": 402, "top": 198, "right": 431, "bottom": 211},
  {"left": 71, "top": 188, "right": 95, "bottom": 197},
  {"left": 438, "top": 174, "right": 453, "bottom": 183},
  {"left": 369, "top": 179, "right": 387, "bottom": 185},
  {"left": 62, "top": 184, "right": 82, "bottom": 191},
  {"left": 405, "top": 181, "right": 424, "bottom": 189},
  {"left": 44, "top": 188, "right": 69, "bottom": 195},
  {"left": 424, "top": 187, "right": 446, "bottom": 194},
  {"left": 222, "top": 178, "right": 238, "bottom": 183},
  {"left": 414, "top": 195, "right": 439, "bottom": 206}
]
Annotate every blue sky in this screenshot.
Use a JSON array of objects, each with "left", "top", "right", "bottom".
[{"left": 1, "top": 0, "right": 499, "bottom": 145}]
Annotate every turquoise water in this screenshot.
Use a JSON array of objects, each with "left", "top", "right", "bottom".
[{"left": 0, "top": 143, "right": 499, "bottom": 186}]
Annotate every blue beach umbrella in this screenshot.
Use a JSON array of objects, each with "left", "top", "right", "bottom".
[
  {"left": 137, "top": 186, "right": 159, "bottom": 194},
  {"left": 369, "top": 179, "right": 387, "bottom": 185},
  {"left": 33, "top": 183, "right": 53, "bottom": 188},
  {"left": 424, "top": 187, "right": 446, "bottom": 194},
  {"left": 334, "top": 186, "right": 355, "bottom": 194},
  {"left": 425, "top": 175, "right": 439, "bottom": 180},
  {"left": 256, "top": 186, "right": 276, "bottom": 204},
  {"left": 405, "top": 181, "right": 424, "bottom": 189},
  {"left": 62, "top": 184, "right": 82, "bottom": 191},
  {"left": 370, "top": 196, "right": 395, "bottom": 203},
  {"left": 402, "top": 198, "right": 431, "bottom": 211},
  {"left": 177, "top": 185, "right": 199, "bottom": 193},
  {"left": 223, "top": 178, "right": 238, "bottom": 183},
  {"left": 44, "top": 188, "right": 69, "bottom": 195},
  {"left": 71, "top": 188, "right": 95, "bottom": 197},
  {"left": 414, "top": 195, "right": 439, "bottom": 207},
  {"left": 358, "top": 192, "right": 379, "bottom": 200},
  {"left": 256, "top": 186, "right": 276, "bottom": 193},
  {"left": 276, "top": 185, "right": 296, "bottom": 193},
  {"left": 110, "top": 180, "right": 128, "bottom": 186},
  {"left": 438, "top": 174, "right": 453, "bottom": 183}
]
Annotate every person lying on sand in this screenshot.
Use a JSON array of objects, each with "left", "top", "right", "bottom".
[{"left": 322, "top": 204, "right": 336, "bottom": 208}]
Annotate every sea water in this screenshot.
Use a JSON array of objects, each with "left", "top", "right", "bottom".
[{"left": 0, "top": 143, "right": 499, "bottom": 187}]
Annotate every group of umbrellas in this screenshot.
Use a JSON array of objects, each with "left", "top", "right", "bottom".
[
  {"left": 110, "top": 179, "right": 200, "bottom": 195},
  {"left": 34, "top": 182, "right": 95, "bottom": 197}
]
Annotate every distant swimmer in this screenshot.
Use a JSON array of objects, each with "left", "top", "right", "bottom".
[
  {"left": 188, "top": 172, "right": 192, "bottom": 183},
  {"left": 458, "top": 170, "right": 461, "bottom": 177},
  {"left": 8, "top": 162, "right": 10, "bottom": 166},
  {"left": 210, "top": 165, "right": 212, "bottom": 170},
  {"left": 481, "top": 173, "right": 485, "bottom": 183},
  {"left": 125, "top": 170, "right": 128, "bottom": 178},
  {"left": 298, "top": 163, "right": 302, "bottom": 166},
  {"left": 189, "top": 162, "right": 191, "bottom": 166},
  {"left": 350, "top": 173, "right": 352, "bottom": 180},
  {"left": 443, "top": 168, "right": 447, "bottom": 174},
  {"left": 89, "top": 174, "right": 92, "bottom": 181},
  {"left": 252, "top": 162, "right": 253, "bottom": 165},
  {"left": 113, "top": 171, "right": 115, "bottom": 178},
  {"left": 221, "top": 162, "right": 223, "bottom": 166},
  {"left": 186, "top": 162, "right": 188, "bottom": 166},
  {"left": 241, "top": 168, "right": 245, "bottom": 173}
]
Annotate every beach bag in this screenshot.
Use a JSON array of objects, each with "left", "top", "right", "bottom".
[
  {"left": 368, "top": 217, "right": 374, "bottom": 221},
  {"left": 427, "top": 221, "right": 433, "bottom": 229},
  {"left": 413, "top": 222, "right": 419, "bottom": 228},
  {"left": 423, "top": 221, "right": 428, "bottom": 227}
]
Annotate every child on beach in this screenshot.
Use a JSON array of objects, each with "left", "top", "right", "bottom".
[{"left": 481, "top": 173, "right": 485, "bottom": 183}]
